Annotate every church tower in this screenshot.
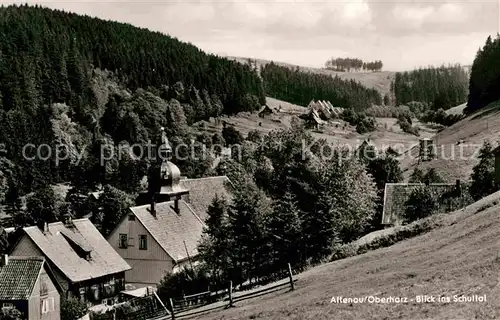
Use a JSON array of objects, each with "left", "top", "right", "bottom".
[{"left": 143, "top": 127, "right": 189, "bottom": 217}]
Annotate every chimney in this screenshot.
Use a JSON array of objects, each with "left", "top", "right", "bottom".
[
  {"left": 174, "top": 196, "right": 179, "bottom": 214},
  {"left": 0, "top": 254, "right": 8, "bottom": 267},
  {"left": 64, "top": 214, "right": 73, "bottom": 227},
  {"left": 43, "top": 222, "right": 49, "bottom": 234},
  {"left": 150, "top": 199, "right": 156, "bottom": 218}
]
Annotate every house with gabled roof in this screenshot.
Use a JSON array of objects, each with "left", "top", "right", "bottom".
[
  {"left": 9, "top": 218, "right": 131, "bottom": 306},
  {"left": 258, "top": 105, "right": 275, "bottom": 118},
  {"left": 381, "top": 181, "right": 470, "bottom": 226},
  {"left": 107, "top": 128, "right": 233, "bottom": 287},
  {"left": 0, "top": 256, "right": 61, "bottom": 320}
]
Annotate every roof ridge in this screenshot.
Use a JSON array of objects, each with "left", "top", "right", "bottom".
[
  {"left": 8, "top": 256, "right": 45, "bottom": 261},
  {"left": 182, "top": 201, "right": 207, "bottom": 228},
  {"left": 182, "top": 176, "right": 229, "bottom": 181}
]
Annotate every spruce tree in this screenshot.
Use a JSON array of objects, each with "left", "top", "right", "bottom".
[
  {"left": 267, "top": 191, "right": 303, "bottom": 271},
  {"left": 198, "top": 195, "right": 230, "bottom": 284}
]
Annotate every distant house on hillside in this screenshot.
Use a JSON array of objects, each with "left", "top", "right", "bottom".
[
  {"left": 258, "top": 105, "right": 275, "bottom": 118},
  {"left": 108, "top": 128, "right": 233, "bottom": 288},
  {"left": 9, "top": 218, "right": 131, "bottom": 306},
  {"left": 381, "top": 181, "right": 470, "bottom": 226},
  {"left": 302, "top": 108, "right": 326, "bottom": 130},
  {"left": 0, "top": 256, "right": 61, "bottom": 320}
]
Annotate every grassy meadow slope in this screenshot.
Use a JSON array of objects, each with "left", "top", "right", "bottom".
[
  {"left": 227, "top": 56, "right": 395, "bottom": 96},
  {"left": 197, "top": 97, "right": 436, "bottom": 152},
  {"left": 195, "top": 190, "right": 500, "bottom": 320},
  {"left": 446, "top": 103, "right": 467, "bottom": 115},
  {"left": 400, "top": 100, "right": 500, "bottom": 181}
]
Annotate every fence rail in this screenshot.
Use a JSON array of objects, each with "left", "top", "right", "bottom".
[{"left": 164, "top": 263, "right": 297, "bottom": 320}]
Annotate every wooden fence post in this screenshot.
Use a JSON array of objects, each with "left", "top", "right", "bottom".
[
  {"left": 169, "top": 298, "right": 175, "bottom": 320},
  {"left": 229, "top": 280, "right": 234, "bottom": 307},
  {"left": 288, "top": 263, "right": 295, "bottom": 291}
]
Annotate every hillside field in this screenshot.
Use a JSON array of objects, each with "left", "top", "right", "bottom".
[
  {"left": 227, "top": 56, "right": 395, "bottom": 96},
  {"left": 194, "top": 190, "right": 500, "bottom": 320},
  {"left": 198, "top": 97, "right": 436, "bottom": 153},
  {"left": 400, "top": 100, "right": 500, "bottom": 181}
]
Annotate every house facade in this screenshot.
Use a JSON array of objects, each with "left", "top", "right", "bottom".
[
  {"left": 108, "top": 128, "right": 233, "bottom": 288},
  {"left": 258, "top": 105, "right": 275, "bottom": 118},
  {"left": 10, "top": 219, "right": 131, "bottom": 306},
  {"left": 0, "top": 256, "right": 61, "bottom": 320}
]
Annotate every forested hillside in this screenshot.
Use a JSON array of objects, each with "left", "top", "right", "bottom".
[
  {"left": 0, "top": 5, "right": 265, "bottom": 116},
  {"left": 392, "top": 65, "right": 468, "bottom": 109},
  {"left": 261, "top": 63, "right": 382, "bottom": 111},
  {"left": 467, "top": 35, "right": 500, "bottom": 113},
  {"left": 0, "top": 4, "right": 267, "bottom": 194}
]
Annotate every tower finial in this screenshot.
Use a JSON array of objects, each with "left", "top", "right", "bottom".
[{"left": 158, "top": 126, "right": 172, "bottom": 160}]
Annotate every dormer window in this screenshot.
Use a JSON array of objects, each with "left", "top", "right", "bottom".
[{"left": 60, "top": 230, "right": 93, "bottom": 261}]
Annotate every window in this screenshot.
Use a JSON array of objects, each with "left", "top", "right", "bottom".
[
  {"left": 2, "top": 303, "right": 13, "bottom": 309},
  {"left": 79, "top": 288, "right": 86, "bottom": 303},
  {"left": 139, "top": 235, "right": 147, "bottom": 250},
  {"left": 128, "top": 215, "right": 135, "bottom": 221},
  {"left": 41, "top": 297, "right": 54, "bottom": 314},
  {"left": 119, "top": 234, "right": 128, "bottom": 248}
]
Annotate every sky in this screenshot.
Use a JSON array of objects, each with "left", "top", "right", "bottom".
[{"left": 1, "top": 0, "right": 499, "bottom": 71}]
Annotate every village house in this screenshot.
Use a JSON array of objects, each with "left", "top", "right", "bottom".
[
  {"left": 107, "top": 128, "right": 233, "bottom": 288},
  {"left": 9, "top": 218, "right": 131, "bottom": 306},
  {"left": 258, "top": 105, "right": 275, "bottom": 118},
  {"left": 0, "top": 255, "right": 61, "bottom": 320},
  {"left": 302, "top": 108, "right": 326, "bottom": 130}
]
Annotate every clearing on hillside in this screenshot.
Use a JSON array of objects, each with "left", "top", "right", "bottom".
[
  {"left": 198, "top": 97, "right": 437, "bottom": 153},
  {"left": 400, "top": 100, "right": 500, "bottom": 181},
  {"left": 227, "top": 56, "right": 395, "bottom": 96},
  {"left": 194, "top": 190, "right": 500, "bottom": 320}
]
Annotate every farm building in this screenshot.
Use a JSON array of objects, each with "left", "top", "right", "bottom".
[
  {"left": 108, "top": 128, "right": 233, "bottom": 288},
  {"left": 381, "top": 181, "right": 471, "bottom": 226},
  {"left": 302, "top": 108, "right": 326, "bottom": 130},
  {"left": 258, "top": 105, "right": 276, "bottom": 118},
  {"left": 9, "top": 218, "right": 131, "bottom": 306},
  {"left": 0, "top": 256, "right": 62, "bottom": 320}
]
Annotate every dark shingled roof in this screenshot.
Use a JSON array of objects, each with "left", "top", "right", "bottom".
[
  {"left": 130, "top": 200, "right": 206, "bottom": 263},
  {"left": 21, "top": 219, "right": 131, "bottom": 283},
  {"left": 382, "top": 182, "right": 464, "bottom": 225},
  {"left": 0, "top": 257, "right": 44, "bottom": 300},
  {"left": 179, "top": 176, "right": 233, "bottom": 221}
]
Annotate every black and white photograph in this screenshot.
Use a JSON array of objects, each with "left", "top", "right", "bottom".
[{"left": 0, "top": 0, "right": 499, "bottom": 319}]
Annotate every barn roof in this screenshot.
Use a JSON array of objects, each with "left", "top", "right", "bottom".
[{"left": 381, "top": 182, "right": 462, "bottom": 225}]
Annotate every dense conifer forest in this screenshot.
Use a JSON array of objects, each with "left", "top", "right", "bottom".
[
  {"left": 0, "top": 5, "right": 265, "bottom": 116},
  {"left": 261, "top": 63, "right": 383, "bottom": 110},
  {"left": 392, "top": 65, "right": 468, "bottom": 109},
  {"left": 467, "top": 35, "right": 500, "bottom": 113}
]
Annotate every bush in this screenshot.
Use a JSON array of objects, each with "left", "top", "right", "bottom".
[
  {"left": 157, "top": 264, "right": 219, "bottom": 302},
  {"left": 329, "top": 218, "right": 438, "bottom": 262},
  {"left": 403, "top": 187, "right": 437, "bottom": 223},
  {"left": 355, "top": 117, "right": 376, "bottom": 134},
  {"left": 222, "top": 125, "right": 244, "bottom": 146},
  {"left": 419, "top": 108, "right": 463, "bottom": 126},
  {"left": 61, "top": 298, "right": 88, "bottom": 320},
  {"left": 397, "top": 118, "right": 419, "bottom": 136}
]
